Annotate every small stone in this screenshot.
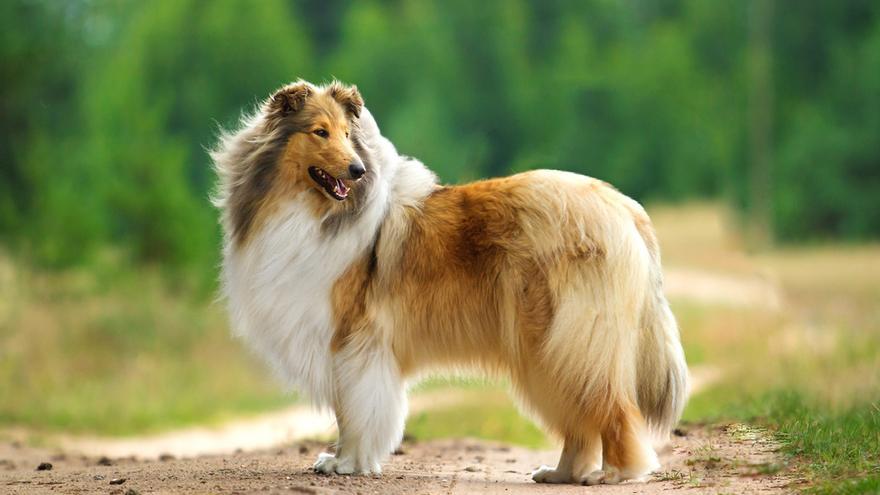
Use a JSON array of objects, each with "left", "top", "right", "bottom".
[
  {"left": 109, "top": 478, "right": 127, "bottom": 485},
  {"left": 93, "top": 474, "right": 106, "bottom": 481},
  {"left": 158, "top": 453, "right": 175, "bottom": 462},
  {"left": 124, "top": 489, "right": 140, "bottom": 495},
  {"left": 97, "top": 456, "right": 113, "bottom": 466},
  {"left": 673, "top": 428, "right": 688, "bottom": 437},
  {"left": 298, "top": 445, "right": 309, "bottom": 454},
  {"left": 36, "top": 462, "right": 53, "bottom": 471},
  {"left": 464, "top": 466, "right": 480, "bottom": 472}
]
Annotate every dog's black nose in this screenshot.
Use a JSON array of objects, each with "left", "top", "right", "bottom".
[{"left": 349, "top": 161, "right": 366, "bottom": 180}]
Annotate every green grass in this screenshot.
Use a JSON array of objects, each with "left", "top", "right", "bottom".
[
  {"left": 685, "top": 387, "right": 880, "bottom": 493},
  {"left": 810, "top": 477, "right": 880, "bottom": 495},
  {"left": 777, "top": 399, "right": 880, "bottom": 493}
]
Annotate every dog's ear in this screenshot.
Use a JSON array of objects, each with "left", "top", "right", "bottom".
[
  {"left": 270, "top": 81, "right": 313, "bottom": 116},
  {"left": 327, "top": 81, "right": 363, "bottom": 119}
]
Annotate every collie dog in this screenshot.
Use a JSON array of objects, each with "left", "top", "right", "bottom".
[{"left": 212, "top": 80, "right": 687, "bottom": 485}]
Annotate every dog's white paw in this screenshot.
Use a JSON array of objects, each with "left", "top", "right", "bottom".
[
  {"left": 531, "top": 465, "right": 573, "bottom": 484},
  {"left": 313, "top": 453, "right": 383, "bottom": 475},
  {"left": 313, "top": 453, "right": 355, "bottom": 475},
  {"left": 365, "top": 460, "right": 382, "bottom": 475},
  {"left": 313, "top": 452, "right": 339, "bottom": 474},
  {"left": 581, "top": 468, "right": 621, "bottom": 485}
]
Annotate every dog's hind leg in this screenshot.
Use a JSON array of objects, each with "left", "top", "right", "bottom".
[
  {"left": 581, "top": 401, "right": 658, "bottom": 485},
  {"left": 532, "top": 431, "right": 600, "bottom": 484},
  {"left": 571, "top": 429, "right": 602, "bottom": 478},
  {"left": 314, "top": 340, "right": 407, "bottom": 475},
  {"left": 525, "top": 377, "right": 603, "bottom": 483}
]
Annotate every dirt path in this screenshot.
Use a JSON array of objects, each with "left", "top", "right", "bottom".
[{"left": 1, "top": 422, "right": 795, "bottom": 494}]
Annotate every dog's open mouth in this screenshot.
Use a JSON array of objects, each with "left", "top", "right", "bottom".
[{"left": 308, "top": 166, "right": 350, "bottom": 201}]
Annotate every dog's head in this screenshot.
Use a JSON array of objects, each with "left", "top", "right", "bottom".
[
  {"left": 268, "top": 80, "right": 366, "bottom": 202},
  {"left": 213, "top": 79, "right": 387, "bottom": 245}
]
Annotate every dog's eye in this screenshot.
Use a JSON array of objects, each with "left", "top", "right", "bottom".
[{"left": 313, "top": 129, "right": 329, "bottom": 138}]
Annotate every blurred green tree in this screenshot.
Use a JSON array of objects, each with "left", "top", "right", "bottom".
[
  {"left": 1, "top": 0, "right": 879, "bottom": 272},
  {"left": 0, "top": 1, "right": 87, "bottom": 259}
]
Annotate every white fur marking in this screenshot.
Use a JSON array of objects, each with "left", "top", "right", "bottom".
[{"left": 222, "top": 188, "right": 387, "bottom": 407}]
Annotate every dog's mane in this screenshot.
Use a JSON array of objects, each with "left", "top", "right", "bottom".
[{"left": 210, "top": 98, "right": 299, "bottom": 245}]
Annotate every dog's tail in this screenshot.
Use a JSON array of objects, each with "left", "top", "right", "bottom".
[
  {"left": 629, "top": 209, "right": 688, "bottom": 438},
  {"left": 637, "top": 290, "right": 688, "bottom": 437}
]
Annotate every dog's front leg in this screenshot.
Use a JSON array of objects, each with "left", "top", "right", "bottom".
[{"left": 314, "top": 342, "right": 407, "bottom": 475}]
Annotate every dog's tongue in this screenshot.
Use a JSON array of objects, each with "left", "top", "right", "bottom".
[{"left": 335, "top": 178, "right": 349, "bottom": 197}]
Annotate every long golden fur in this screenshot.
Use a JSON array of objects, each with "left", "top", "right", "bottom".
[{"left": 213, "top": 80, "right": 688, "bottom": 485}]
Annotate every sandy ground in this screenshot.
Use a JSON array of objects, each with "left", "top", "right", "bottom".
[{"left": 1, "top": 423, "right": 796, "bottom": 495}]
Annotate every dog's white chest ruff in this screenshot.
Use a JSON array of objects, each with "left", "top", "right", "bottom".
[{"left": 221, "top": 196, "right": 382, "bottom": 406}]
